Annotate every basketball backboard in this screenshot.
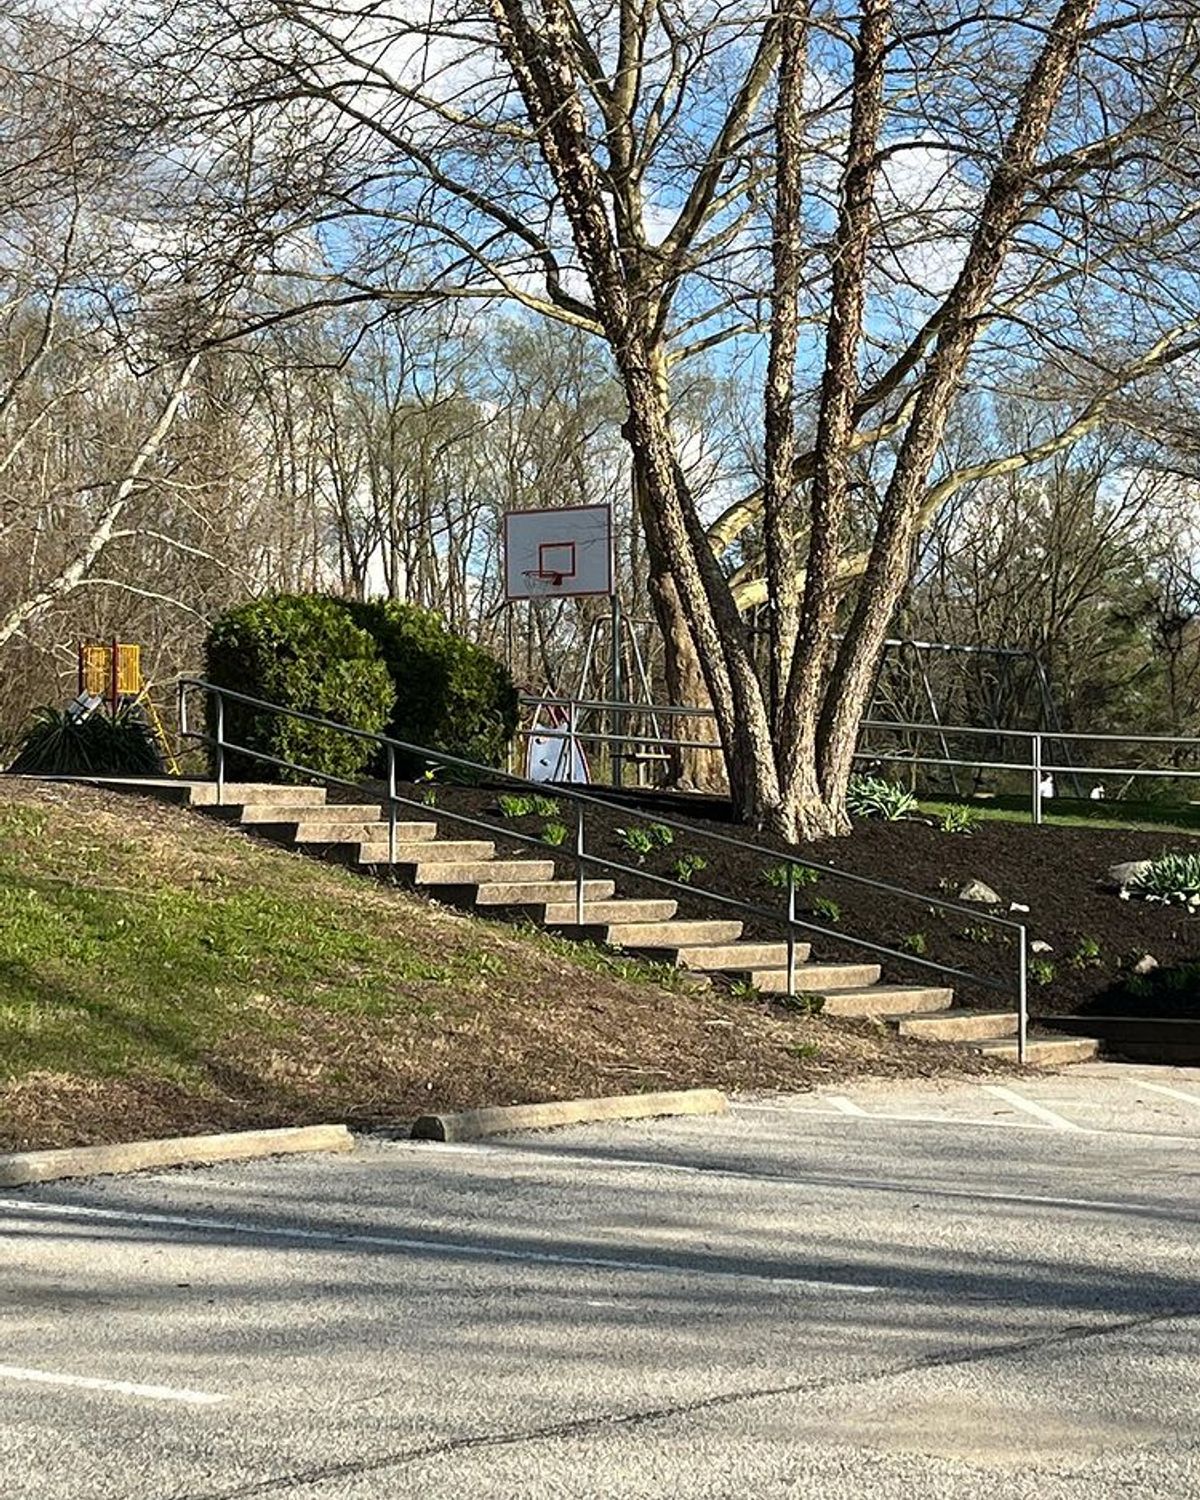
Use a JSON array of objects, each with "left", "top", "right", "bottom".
[{"left": 503, "top": 504, "right": 613, "bottom": 600}]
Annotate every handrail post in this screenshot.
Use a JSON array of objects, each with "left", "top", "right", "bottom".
[
  {"left": 386, "top": 743, "right": 397, "bottom": 865},
  {"left": 568, "top": 699, "right": 578, "bottom": 782},
  {"left": 786, "top": 862, "right": 797, "bottom": 999},
  {"left": 215, "top": 691, "right": 226, "bottom": 806},
  {"left": 177, "top": 679, "right": 188, "bottom": 748},
  {"left": 1032, "top": 733, "right": 1043, "bottom": 826},
  {"left": 575, "top": 800, "right": 586, "bottom": 925},
  {"left": 1017, "top": 926, "right": 1028, "bottom": 1065}
]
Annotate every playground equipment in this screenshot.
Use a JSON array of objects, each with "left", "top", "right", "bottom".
[{"left": 73, "top": 640, "right": 179, "bottom": 773}]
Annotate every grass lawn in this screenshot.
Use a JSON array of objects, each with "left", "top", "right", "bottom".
[
  {"left": 921, "top": 796, "right": 1200, "bottom": 836},
  {"left": 0, "top": 780, "right": 992, "bottom": 1152}
]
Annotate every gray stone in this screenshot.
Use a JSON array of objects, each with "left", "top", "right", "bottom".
[
  {"left": 958, "top": 879, "right": 1001, "bottom": 905},
  {"left": 1132, "top": 953, "right": 1159, "bottom": 975},
  {"left": 1106, "top": 859, "right": 1153, "bottom": 890},
  {"left": 1031, "top": 940, "right": 1053, "bottom": 954}
]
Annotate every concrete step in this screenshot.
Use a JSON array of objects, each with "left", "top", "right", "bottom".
[
  {"left": 539, "top": 899, "right": 679, "bottom": 925},
  {"left": 238, "top": 802, "right": 381, "bottom": 826},
  {"left": 404, "top": 859, "right": 557, "bottom": 886},
  {"left": 188, "top": 782, "right": 328, "bottom": 808},
  {"left": 474, "top": 880, "right": 618, "bottom": 909},
  {"left": 972, "top": 1034, "right": 1099, "bottom": 1066},
  {"left": 551, "top": 919, "right": 744, "bottom": 947},
  {"left": 360, "top": 838, "right": 495, "bottom": 863},
  {"left": 818, "top": 984, "right": 955, "bottom": 1016},
  {"left": 663, "top": 941, "right": 809, "bottom": 972},
  {"left": 896, "top": 1009, "right": 1018, "bottom": 1042},
  {"left": 745, "top": 962, "right": 884, "bottom": 995}
]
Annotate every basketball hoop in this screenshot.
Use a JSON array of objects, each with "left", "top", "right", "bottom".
[{"left": 522, "top": 568, "right": 566, "bottom": 589}]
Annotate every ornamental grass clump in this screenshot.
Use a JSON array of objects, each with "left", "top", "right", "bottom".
[{"left": 1126, "top": 852, "right": 1200, "bottom": 907}]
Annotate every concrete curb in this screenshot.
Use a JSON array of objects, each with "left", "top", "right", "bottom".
[
  {"left": 0, "top": 1124, "right": 354, "bottom": 1188},
  {"left": 411, "top": 1088, "right": 728, "bottom": 1143}
]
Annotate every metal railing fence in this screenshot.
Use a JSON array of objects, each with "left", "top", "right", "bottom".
[
  {"left": 516, "top": 694, "right": 1200, "bottom": 824},
  {"left": 178, "top": 677, "right": 1030, "bottom": 1061}
]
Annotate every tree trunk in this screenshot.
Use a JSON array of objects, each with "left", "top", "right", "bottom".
[{"left": 645, "top": 559, "right": 726, "bottom": 793}]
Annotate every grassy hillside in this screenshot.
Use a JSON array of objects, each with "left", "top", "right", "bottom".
[{"left": 0, "top": 781, "right": 988, "bottom": 1151}]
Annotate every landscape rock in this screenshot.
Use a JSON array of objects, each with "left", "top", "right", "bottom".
[
  {"left": 1031, "top": 940, "right": 1053, "bottom": 954},
  {"left": 1132, "top": 953, "right": 1159, "bottom": 975},
  {"left": 1009, "top": 902, "right": 1030, "bottom": 913},
  {"left": 1106, "top": 860, "right": 1152, "bottom": 890},
  {"left": 958, "top": 879, "right": 1001, "bottom": 905}
]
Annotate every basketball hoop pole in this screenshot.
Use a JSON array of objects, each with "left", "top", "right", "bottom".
[{"left": 610, "top": 591, "right": 623, "bottom": 788}]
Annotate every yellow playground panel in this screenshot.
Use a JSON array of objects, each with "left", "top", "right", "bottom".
[
  {"left": 79, "top": 641, "right": 143, "bottom": 702},
  {"left": 77, "top": 640, "right": 179, "bottom": 774}
]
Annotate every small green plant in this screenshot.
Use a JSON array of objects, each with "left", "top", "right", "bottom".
[
  {"left": 812, "top": 896, "right": 841, "bottom": 924},
  {"left": 615, "top": 825, "right": 654, "bottom": 861},
  {"left": 1030, "top": 956, "right": 1056, "bottom": 986},
  {"left": 782, "top": 991, "right": 826, "bottom": 1016},
  {"left": 847, "top": 774, "right": 919, "bottom": 821},
  {"left": 1127, "top": 852, "right": 1200, "bottom": 905},
  {"left": 730, "top": 978, "right": 760, "bottom": 1001},
  {"left": 497, "top": 793, "right": 534, "bottom": 819},
  {"left": 901, "top": 931, "right": 928, "bottom": 956},
  {"left": 958, "top": 924, "right": 995, "bottom": 944},
  {"left": 792, "top": 1040, "right": 822, "bottom": 1059},
  {"left": 670, "top": 852, "right": 708, "bottom": 884},
  {"left": 761, "top": 862, "right": 819, "bottom": 890},
  {"left": 939, "top": 805, "right": 981, "bottom": 835},
  {"left": 1068, "top": 935, "right": 1102, "bottom": 971},
  {"left": 616, "top": 822, "right": 675, "bottom": 863},
  {"left": 417, "top": 767, "right": 440, "bottom": 807},
  {"left": 541, "top": 820, "right": 569, "bottom": 847},
  {"left": 530, "top": 794, "right": 561, "bottom": 819}
]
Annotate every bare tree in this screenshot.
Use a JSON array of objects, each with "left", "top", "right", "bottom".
[{"left": 153, "top": 0, "right": 1200, "bottom": 833}]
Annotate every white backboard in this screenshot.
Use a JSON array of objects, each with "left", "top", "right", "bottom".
[{"left": 503, "top": 504, "right": 613, "bottom": 600}]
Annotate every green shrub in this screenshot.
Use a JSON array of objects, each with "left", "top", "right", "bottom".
[
  {"left": 7, "top": 705, "right": 163, "bottom": 776},
  {"left": 901, "top": 931, "right": 928, "bottom": 956},
  {"left": 541, "top": 820, "right": 569, "bottom": 847},
  {"left": 847, "top": 774, "right": 919, "bottom": 821},
  {"left": 340, "top": 600, "right": 517, "bottom": 775},
  {"left": 205, "top": 595, "right": 393, "bottom": 784},
  {"left": 1127, "top": 852, "right": 1200, "bottom": 905},
  {"left": 498, "top": 793, "right": 534, "bottom": 819},
  {"left": 812, "top": 895, "right": 841, "bottom": 924}
]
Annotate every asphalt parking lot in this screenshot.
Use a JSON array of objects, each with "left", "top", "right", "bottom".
[{"left": 3, "top": 1063, "right": 1200, "bottom": 1499}]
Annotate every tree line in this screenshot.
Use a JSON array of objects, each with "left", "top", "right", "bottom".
[{"left": 2, "top": 0, "right": 1198, "bottom": 830}]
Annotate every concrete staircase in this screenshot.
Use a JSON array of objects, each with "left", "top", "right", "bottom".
[{"left": 185, "top": 780, "right": 1097, "bottom": 1067}]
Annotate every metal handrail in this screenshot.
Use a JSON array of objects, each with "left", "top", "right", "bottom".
[
  {"left": 178, "top": 677, "right": 1029, "bottom": 1060},
  {"left": 517, "top": 695, "right": 1200, "bottom": 827}
]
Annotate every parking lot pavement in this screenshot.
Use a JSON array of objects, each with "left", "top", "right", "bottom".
[{"left": 2, "top": 1064, "right": 1199, "bottom": 1499}]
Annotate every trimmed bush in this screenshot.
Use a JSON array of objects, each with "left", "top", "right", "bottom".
[
  {"left": 340, "top": 600, "right": 517, "bottom": 775},
  {"left": 7, "top": 704, "right": 163, "bottom": 776},
  {"left": 204, "top": 595, "right": 394, "bottom": 783}
]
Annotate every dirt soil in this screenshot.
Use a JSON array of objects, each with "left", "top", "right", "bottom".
[
  {"left": 0, "top": 780, "right": 1001, "bottom": 1153},
  {"left": 353, "top": 779, "right": 1200, "bottom": 1022}
]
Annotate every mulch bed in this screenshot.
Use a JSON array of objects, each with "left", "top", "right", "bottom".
[{"left": 346, "top": 778, "right": 1200, "bottom": 1023}]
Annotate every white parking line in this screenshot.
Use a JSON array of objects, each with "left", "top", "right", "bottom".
[
  {"left": 1134, "top": 1080, "right": 1200, "bottom": 1108},
  {"left": 981, "top": 1084, "right": 1084, "bottom": 1132},
  {"left": 735, "top": 1104, "right": 1049, "bottom": 1131},
  {"left": 0, "top": 1199, "right": 881, "bottom": 1295},
  {"left": 0, "top": 1363, "right": 224, "bottom": 1405},
  {"left": 827, "top": 1095, "right": 868, "bottom": 1116}
]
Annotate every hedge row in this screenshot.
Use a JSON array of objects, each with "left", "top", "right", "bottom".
[{"left": 204, "top": 594, "right": 517, "bottom": 784}]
